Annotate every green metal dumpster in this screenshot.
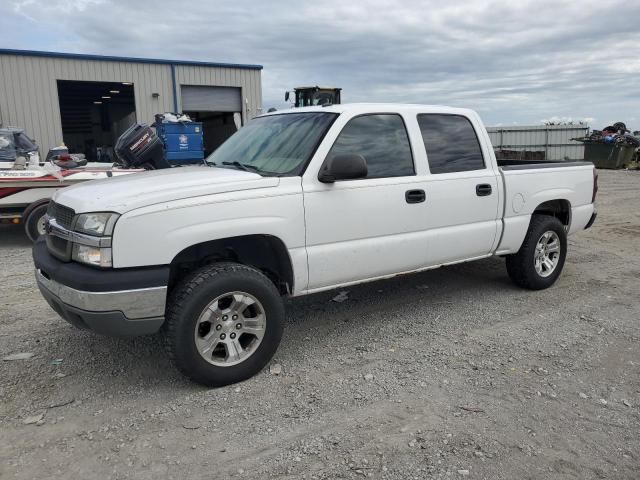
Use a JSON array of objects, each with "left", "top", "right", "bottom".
[{"left": 584, "top": 142, "right": 635, "bottom": 169}]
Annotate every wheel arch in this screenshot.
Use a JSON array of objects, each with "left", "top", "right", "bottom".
[
  {"left": 532, "top": 199, "right": 571, "bottom": 227},
  {"left": 168, "top": 234, "right": 294, "bottom": 295},
  {"left": 22, "top": 198, "right": 50, "bottom": 221}
]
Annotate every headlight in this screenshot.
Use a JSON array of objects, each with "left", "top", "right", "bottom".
[
  {"left": 72, "top": 244, "right": 113, "bottom": 268},
  {"left": 71, "top": 212, "right": 119, "bottom": 267},
  {"left": 75, "top": 212, "right": 119, "bottom": 236}
]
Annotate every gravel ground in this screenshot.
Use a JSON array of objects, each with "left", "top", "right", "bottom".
[{"left": 1, "top": 169, "right": 639, "bottom": 480}]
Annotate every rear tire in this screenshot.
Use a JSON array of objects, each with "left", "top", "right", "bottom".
[
  {"left": 506, "top": 214, "right": 567, "bottom": 290},
  {"left": 162, "top": 262, "right": 284, "bottom": 387},
  {"left": 25, "top": 204, "right": 49, "bottom": 242}
]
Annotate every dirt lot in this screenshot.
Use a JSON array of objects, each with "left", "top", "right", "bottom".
[{"left": 1, "top": 169, "right": 639, "bottom": 480}]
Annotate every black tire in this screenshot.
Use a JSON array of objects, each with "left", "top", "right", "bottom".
[
  {"left": 162, "top": 262, "right": 285, "bottom": 387},
  {"left": 506, "top": 214, "right": 567, "bottom": 290},
  {"left": 24, "top": 203, "right": 49, "bottom": 242}
]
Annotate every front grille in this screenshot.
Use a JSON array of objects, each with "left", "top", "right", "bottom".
[{"left": 47, "top": 201, "right": 75, "bottom": 230}]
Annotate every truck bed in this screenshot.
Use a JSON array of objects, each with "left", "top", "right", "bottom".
[{"left": 495, "top": 160, "right": 596, "bottom": 255}]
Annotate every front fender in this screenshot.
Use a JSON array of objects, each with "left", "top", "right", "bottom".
[{"left": 112, "top": 191, "right": 305, "bottom": 269}]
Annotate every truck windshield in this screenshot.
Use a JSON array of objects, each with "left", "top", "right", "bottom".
[{"left": 206, "top": 112, "right": 337, "bottom": 175}]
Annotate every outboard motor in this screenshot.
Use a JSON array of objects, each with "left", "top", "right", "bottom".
[{"left": 115, "top": 123, "right": 169, "bottom": 169}]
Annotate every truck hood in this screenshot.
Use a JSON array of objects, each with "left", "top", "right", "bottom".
[{"left": 53, "top": 166, "right": 279, "bottom": 214}]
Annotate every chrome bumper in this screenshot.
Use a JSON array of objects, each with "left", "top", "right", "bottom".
[{"left": 36, "top": 269, "right": 166, "bottom": 320}]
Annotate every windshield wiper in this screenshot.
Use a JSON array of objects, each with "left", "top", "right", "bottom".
[{"left": 221, "top": 161, "right": 264, "bottom": 174}]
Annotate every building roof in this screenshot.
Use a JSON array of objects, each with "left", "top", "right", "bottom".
[{"left": 0, "top": 48, "right": 263, "bottom": 70}]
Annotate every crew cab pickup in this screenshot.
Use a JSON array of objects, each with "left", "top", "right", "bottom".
[{"left": 33, "top": 104, "right": 598, "bottom": 386}]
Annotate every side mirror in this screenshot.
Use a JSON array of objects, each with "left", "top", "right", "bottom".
[
  {"left": 285, "top": 91, "right": 290, "bottom": 102},
  {"left": 318, "top": 154, "right": 368, "bottom": 183}
]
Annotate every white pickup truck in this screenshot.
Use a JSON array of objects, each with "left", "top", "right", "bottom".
[{"left": 33, "top": 104, "right": 598, "bottom": 386}]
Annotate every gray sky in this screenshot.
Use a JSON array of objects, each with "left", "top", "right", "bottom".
[{"left": 2, "top": 0, "right": 639, "bottom": 128}]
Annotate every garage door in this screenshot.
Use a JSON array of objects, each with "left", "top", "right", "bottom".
[{"left": 181, "top": 85, "right": 242, "bottom": 112}]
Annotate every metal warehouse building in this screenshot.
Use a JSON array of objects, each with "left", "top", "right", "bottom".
[
  {"left": 486, "top": 124, "right": 588, "bottom": 162},
  {"left": 0, "top": 49, "right": 262, "bottom": 161}
]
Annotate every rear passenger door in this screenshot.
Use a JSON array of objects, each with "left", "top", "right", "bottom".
[
  {"left": 302, "top": 113, "right": 433, "bottom": 291},
  {"left": 417, "top": 114, "right": 501, "bottom": 264}
]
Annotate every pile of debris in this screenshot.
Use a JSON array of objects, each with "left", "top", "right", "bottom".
[
  {"left": 575, "top": 122, "right": 640, "bottom": 148},
  {"left": 154, "top": 112, "right": 193, "bottom": 124}
]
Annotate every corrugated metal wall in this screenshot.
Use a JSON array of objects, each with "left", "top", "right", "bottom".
[
  {"left": 486, "top": 125, "right": 588, "bottom": 161},
  {"left": 0, "top": 53, "right": 262, "bottom": 154}
]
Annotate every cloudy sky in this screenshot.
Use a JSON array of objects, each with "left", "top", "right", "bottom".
[{"left": 2, "top": 0, "right": 639, "bottom": 128}]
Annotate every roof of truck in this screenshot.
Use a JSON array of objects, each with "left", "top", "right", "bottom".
[{"left": 262, "top": 103, "right": 478, "bottom": 117}]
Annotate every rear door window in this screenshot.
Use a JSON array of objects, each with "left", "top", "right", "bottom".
[
  {"left": 417, "top": 114, "right": 485, "bottom": 174},
  {"left": 327, "top": 114, "right": 414, "bottom": 178}
]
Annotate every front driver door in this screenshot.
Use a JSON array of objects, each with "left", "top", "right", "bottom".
[{"left": 302, "top": 113, "right": 432, "bottom": 291}]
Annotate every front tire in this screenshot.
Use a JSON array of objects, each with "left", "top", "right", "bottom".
[
  {"left": 506, "top": 214, "right": 567, "bottom": 290},
  {"left": 162, "top": 262, "right": 284, "bottom": 387}
]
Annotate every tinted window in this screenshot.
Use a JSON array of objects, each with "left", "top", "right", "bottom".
[
  {"left": 327, "top": 114, "right": 414, "bottom": 178},
  {"left": 206, "top": 112, "right": 337, "bottom": 176},
  {"left": 417, "top": 114, "right": 485, "bottom": 174}
]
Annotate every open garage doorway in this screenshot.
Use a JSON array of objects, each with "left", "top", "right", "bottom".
[
  {"left": 57, "top": 80, "right": 136, "bottom": 162},
  {"left": 181, "top": 85, "right": 242, "bottom": 156}
]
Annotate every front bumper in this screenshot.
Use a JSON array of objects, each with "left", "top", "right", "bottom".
[
  {"left": 33, "top": 238, "right": 169, "bottom": 336},
  {"left": 585, "top": 210, "right": 597, "bottom": 229}
]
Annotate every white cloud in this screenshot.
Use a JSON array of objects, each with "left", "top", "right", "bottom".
[
  {"left": 13, "top": 0, "right": 103, "bottom": 15},
  {"left": 1, "top": 0, "right": 639, "bottom": 129}
]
